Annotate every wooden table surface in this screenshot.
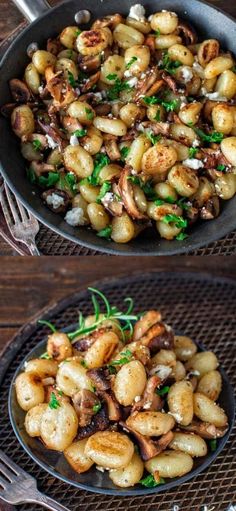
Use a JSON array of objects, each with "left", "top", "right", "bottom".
[{"left": 0, "top": 0, "right": 236, "bottom": 255}]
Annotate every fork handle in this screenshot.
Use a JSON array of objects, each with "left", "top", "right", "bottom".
[
  {"left": 27, "top": 240, "right": 41, "bottom": 256},
  {"left": 30, "top": 491, "right": 70, "bottom": 511}
]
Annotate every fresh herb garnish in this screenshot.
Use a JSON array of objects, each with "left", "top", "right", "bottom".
[
  {"left": 189, "top": 147, "right": 198, "bottom": 158},
  {"left": 176, "top": 232, "right": 188, "bottom": 241},
  {"left": 120, "top": 146, "right": 130, "bottom": 161},
  {"left": 82, "top": 153, "right": 110, "bottom": 186},
  {"left": 154, "top": 109, "right": 161, "bottom": 122},
  {"left": 97, "top": 225, "right": 112, "bottom": 239},
  {"left": 159, "top": 51, "right": 182, "bottom": 75},
  {"left": 93, "top": 403, "right": 102, "bottom": 414},
  {"left": 32, "top": 139, "right": 42, "bottom": 151},
  {"left": 108, "top": 349, "right": 133, "bottom": 368},
  {"left": 194, "top": 127, "right": 224, "bottom": 144},
  {"left": 146, "top": 132, "right": 161, "bottom": 145},
  {"left": 40, "top": 352, "right": 52, "bottom": 360},
  {"left": 49, "top": 392, "right": 61, "bottom": 410},
  {"left": 156, "top": 386, "right": 170, "bottom": 396},
  {"left": 126, "top": 56, "right": 138, "bottom": 69},
  {"left": 106, "top": 73, "right": 118, "bottom": 80},
  {"left": 155, "top": 28, "right": 161, "bottom": 36},
  {"left": 76, "top": 29, "right": 81, "bottom": 36},
  {"left": 73, "top": 129, "right": 87, "bottom": 138},
  {"left": 163, "top": 214, "right": 188, "bottom": 229},
  {"left": 96, "top": 181, "right": 112, "bottom": 203},
  {"left": 139, "top": 475, "right": 165, "bottom": 487},
  {"left": 217, "top": 164, "right": 226, "bottom": 172},
  {"left": 107, "top": 76, "right": 131, "bottom": 101},
  {"left": 209, "top": 439, "right": 217, "bottom": 452},
  {"left": 81, "top": 360, "right": 88, "bottom": 368},
  {"left": 68, "top": 71, "right": 77, "bottom": 87},
  {"left": 85, "top": 108, "right": 94, "bottom": 121},
  {"left": 38, "top": 172, "right": 60, "bottom": 188},
  {"left": 128, "top": 176, "right": 157, "bottom": 200},
  {"left": 38, "top": 320, "right": 57, "bottom": 332},
  {"left": 26, "top": 167, "right": 37, "bottom": 184},
  {"left": 143, "top": 95, "right": 179, "bottom": 112}
]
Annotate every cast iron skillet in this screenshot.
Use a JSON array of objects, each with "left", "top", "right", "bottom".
[
  {"left": 8, "top": 332, "right": 235, "bottom": 496},
  {"left": 1, "top": 0, "right": 236, "bottom": 255}
]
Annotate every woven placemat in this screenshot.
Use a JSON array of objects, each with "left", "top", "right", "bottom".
[
  {"left": 1, "top": 22, "right": 236, "bottom": 255},
  {"left": 0, "top": 271, "right": 235, "bottom": 511}
]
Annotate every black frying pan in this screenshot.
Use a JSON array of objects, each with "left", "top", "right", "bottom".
[{"left": 1, "top": 0, "right": 236, "bottom": 255}]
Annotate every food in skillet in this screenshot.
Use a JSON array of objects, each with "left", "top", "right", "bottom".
[
  {"left": 3, "top": 5, "right": 236, "bottom": 243},
  {"left": 14, "top": 288, "right": 228, "bottom": 488}
]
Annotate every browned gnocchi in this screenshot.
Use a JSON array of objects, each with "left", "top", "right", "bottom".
[
  {"left": 3, "top": 4, "right": 236, "bottom": 244},
  {"left": 14, "top": 288, "right": 229, "bottom": 489}
]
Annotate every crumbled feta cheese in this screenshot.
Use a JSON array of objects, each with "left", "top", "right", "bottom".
[
  {"left": 148, "top": 14, "right": 153, "bottom": 21},
  {"left": 134, "top": 395, "right": 141, "bottom": 402},
  {"left": 205, "top": 91, "right": 227, "bottom": 102},
  {"left": 181, "top": 66, "right": 193, "bottom": 83},
  {"left": 187, "top": 370, "right": 201, "bottom": 377},
  {"left": 65, "top": 207, "right": 87, "bottom": 226},
  {"left": 193, "top": 61, "right": 205, "bottom": 78},
  {"left": 192, "top": 138, "right": 200, "bottom": 147},
  {"left": 93, "top": 92, "right": 103, "bottom": 101},
  {"left": 75, "top": 87, "right": 80, "bottom": 96},
  {"left": 168, "top": 411, "right": 183, "bottom": 423},
  {"left": 46, "top": 135, "right": 58, "bottom": 149},
  {"left": 149, "top": 364, "right": 172, "bottom": 380},
  {"left": 96, "top": 466, "right": 105, "bottom": 473},
  {"left": 46, "top": 193, "right": 65, "bottom": 210},
  {"left": 183, "top": 158, "right": 204, "bottom": 170},
  {"left": 101, "top": 192, "right": 114, "bottom": 207},
  {"left": 38, "top": 85, "right": 44, "bottom": 94},
  {"left": 70, "top": 134, "right": 79, "bottom": 146},
  {"left": 124, "top": 70, "right": 132, "bottom": 78},
  {"left": 143, "top": 401, "right": 152, "bottom": 409},
  {"left": 129, "top": 4, "right": 146, "bottom": 21},
  {"left": 127, "top": 76, "right": 138, "bottom": 87}
]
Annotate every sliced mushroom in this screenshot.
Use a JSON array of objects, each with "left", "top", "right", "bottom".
[
  {"left": 61, "top": 116, "right": 84, "bottom": 134},
  {"left": 45, "top": 66, "right": 77, "bottom": 109},
  {"left": 179, "top": 419, "right": 228, "bottom": 439},
  {"left": 144, "top": 35, "right": 156, "bottom": 54},
  {"left": 119, "top": 421, "right": 174, "bottom": 461},
  {"left": 38, "top": 118, "right": 67, "bottom": 151},
  {"left": 73, "top": 328, "right": 108, "bottom": 353},
  {"left": 42, "top": 189, "right": 70, "bottom": 213},
  {"left": 133, "top": 311, "right": 162, "bottom": 342},
  {"left": 161, "top": 72, "right": 180, "bottom": 94},
  {"left": 47, "top": 37, "right": 62, "bottom": 56},
  {"left": 1, "top": 103, "right": 17, "bottom": 118},
  {"left": 103, "top": 134, "right": 121, "bottom": 161},
  {"left": 81, "top": 71, "right": 101, "bottom": 93},
  {"left": 94, "top": 103, "right": 112, "bottom": 116},
  {"left": 76, "top": 403, "right": 110, "bottom": 440},
  {"left": 185, "top": 204, "right": 199, "bottom": 225},
  {"left": 139, "top": 322, "right": 174, "bottom": 354},
  {"left": 9, "top": 79, "right": 32, "bottom": 103},
  {"left": 97, "top": 390, "right": 121, "bottom": 421},
  {"left": 87, "top": 366, "right": 111, "bottom": 391},
  {"left": 135, "top": 67, "right": 162, "bottom": 101},
  {"left": 138, "top": 121, "right": 170, "bottom": 137},
  {"left": 72, "top": 389, "right": 100, "bottom": 427},
  {"left": 201, "top": 148, "right": 230, "bottom": 169},
  {"left": 118, "top": 167, "right": 147, "bottom": 220},
  {"left": 78, "top": 54, "right": 102, "bottom": 73},
  {"left": 176, "top": 20, "right": 197, "bottom": 45},
  {"left": 200, "top": 195, "right": 220, "bottom": 220},
  {"left": 30, "top": 161, "right": 55, "bottom": 177},
  {"left": 131, "top": 376, "right": 163, "bottom": 413},
  {"left": 92, "top": 13, "right": 123, "bottom": 30},
  {"left": 121, "top": 128, "right": 139, "bottom": 143},
  {"left": 21, "top": 133, "right": 48, "bottom": 148}
]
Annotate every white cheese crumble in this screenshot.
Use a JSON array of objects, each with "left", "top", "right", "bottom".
[
  {"left": 168, "top": 411, "right": 183, "bottom": 423},
  {"left": 183, "top": 158, "right": 204, "bottom": 170},
  {"left": 192, "top": 138, "right": 200, "bottom": 147},
  {"left": 124, "top": 70, "right": 132, "bottom": 78},
  {"left": 127, "top": 76, "right": 138, "bottom": 87},
  {"left": 134, "top": 395, "right": 141, "bottom": 402},
  {"left": 96, "top": 466, "right": 105, "bottom": 473},
  {"left": 205, "top": 91, "right": 227, "bottom": 102},
  {"left": 38, "top": 85, "right": 44, "bottom": 94},
  {"left": 143, "top": 401, "right": 152, "bottom": 409},
  {"left": 129, "top": 3, "right": 146, "bottom": 21},
  {"left": 46, "top": 193, "right": 65, "bottom": 210},
  {"left": 93, "top": 92, "right": 103, "bottom": 101},
  {"left": 193, "top": 61, "right": 205, "bottom": 78},
  {"left": 46, "top": 135, "right": 58, "bottom": 149},
  {"left": 181, "top": 66, "right": 193, "bottom": 83},
  {"left": 149, "top": 364, "right": 172, "bottom": 380},
  {"left": 65, "top": 207, "right": 87, "bottom": 226},
  {"left": 70, "top": 134, "right": 79, "bottom": 146},
  {"left": 101, "top": 192, "right": 114, "bottom": 207}
]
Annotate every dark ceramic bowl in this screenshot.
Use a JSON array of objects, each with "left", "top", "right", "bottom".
[
  {"left": 1, "top": 0, "right": 236, "bottom": 254},
  {"left": 8, "top": 332, "right": 235, "bottom": 497}
]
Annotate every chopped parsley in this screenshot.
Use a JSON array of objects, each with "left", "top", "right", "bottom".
[
  {"left": 81, "top": 153, "right": 110, "bottom": 186},
  {"left": 38, "top": 172, "right": 60, "bottom": 188},
  {"left": 163, "top": 214, "right": 188, "bottom": 229},
  {"left": 154, "top": 109, "right": 161, "bottom": 122},
  {"left": 143, "top": 95, "right": 180, "bottom": 112},
  {"left": 155, "top": 28, "right": 161, "bottom": 36},
  {"left": 32, "top": 139, "right": 42, "bottom": 151},
  {"left": 209, "top": 439, "right": 217, "bottom": 452},
  {"left": 189, "top": 147, "right": 198, "bottom": 159},
  {"left": 128, "top": 176, "right": 157, "bottom": 200},
  {"left": 106, "top": 73, "right": 118, "bottom": 80},
  {"left": 76, "top": 28, "right": 81, "bottom": 36},
  {"left": 217, "top": 164, "right": 226, "bottom": 172},
  {"left": 107, "top": 76, "right": 131, "bottom": 101},
  {"left": 49, "top": 392, "right": 61, "bottom": 410},
  {"left": 120, "top": 146, "right": 130, "bottom": 161},
  {"left": 80, "top": 360, "right": 88, "bottom": 368},
  {"left": 96, "top": 181, "right": 112, "bottom": 203},
  {"left": 93, "top": 403, "right": 102, "bottom": 414},
  {"left": 97, "top": 225, "right": 112, "bottom": 239},
  {"left": 85, "top": 108, "right": 94, "bottom": 121},
  {"left": 73, "top": 129, "right": 87, "bottom": 138},
  {"left": 139, "top": 474, "right": 165, "bottom": 487},
  {"left": 156, "top": 386, "right": 170, "bottom": 396},
  {"left": 26, "top": 167, "right": 37, "bottom": 184},
  {"left": 176, "top": 232, "right": 188, "bottom": 241},
  {"left": 194, "top": 127, "right": 224, "bottom": 144},
  {"left": 126, "top": 56, "right": 138, "bottom": 69},
  {"left": 159, "top": 51, "right": 182, "bottom": 75},
  {"left": 146, "top": 132, "right": 161, "bottom": 145},
  {"left": 68, "top": 71, "right": 77, "bottom": 87}
]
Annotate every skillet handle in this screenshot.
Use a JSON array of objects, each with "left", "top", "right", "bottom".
[{"left": 12, "top": 0, "right": 51, "bottom": 22}]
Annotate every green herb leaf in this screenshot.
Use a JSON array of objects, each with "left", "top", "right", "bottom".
[
  {"left": 217, "top": 164, "right": 226, "bottom": 172},
  {"left": 159, "top": 51, "right": 182, "bottom": 75},
  {"left": 38, "top": 172, "right": 60, "bottom": 188},
  {"left": 106, "top": 73, "right": 118, "bottom": 80},
  {"left": 85, "top": 108, "right": 94, "bottom": 121},
  {"left": 120, "top": 146, "right": 130, "bottom": 161},
  {"left": 76, "top": 29, "right": 81, "bottom": 36},
  {"left": 40, "top": 352, "right": 52, "bottom": 360},
  {"left": 139, "top": 475, "right": 165, "bottom": 487},
  {"left": 194, "top": 127, "right": 224, "bottom": 144},
  {"left": 86, "top": 153, "right": 110, "bottom": 186},
  {"left": 176, "top": 232, "right": 188, "bottom": 241},
  {"left": 97, "top": 225, "right": 112, "bottom": 239},
  {"left": 108, "top": 349, "right": 133, "bottom": 368},
  {"left": 49, "top": 392, "right": 61, "bottom": 410},
  {"left": 163, "top": 214, "right": 188, "bottom": 229},
  {"left": 143, "top": 95, "right": 179, "bottom": 112},
  {"left": 155, "top": 28, "right": 161, "bottom": 36},
  {"left": 126, "top": 56, "right": 138, "bottom": 69},
  {"left": 189, "top": 147, "right": 198, "bottom": 159},
  {"left": 38, "top": 320, "right": 57, "bottom": 333},
  {"left": 154, "top": 109, "right": 161, "bottom": 121},
  {"left": 93, "top": 403, "right": 102, "bottom": 414},
  {"left": 176, "top": 197, "right": 190, "bottom": 211},
  {"left": 32, "top": 139, "right": 42, "bottom": 151},
  {"left": 146, "top": 132, "right": 161, "bottom": 145},
  {"left": 107, "top": 77, "right": 131, "bottom": 101},
  {"left": 156, "top": 386, "right": 170, "bottom": 396},
  {"left": 96, "top": 181, "right": 112, "bottom": 203},
  {"left": 65, "top": 173, "right": 78, "bottom": 193},
  {"left": 209, "top": 439, "right": 217, "bottom": 452},
  {"left": 68, "top": 71, "right": 77, "bottom": 87},
  {"left": 80, "top": 360, "right": 88, "bottom": 368},
  {"left": 26, "top": 167, "right": 37, "bottom": 184},
  {"left": 73, "top": 129, "right": 87, "bottom": 138}
]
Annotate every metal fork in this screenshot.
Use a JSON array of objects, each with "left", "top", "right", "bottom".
[
  {"left": 0, "top": 450, "right": 69, "bottom": 510},
  {"left": 0, "top": 180, "right": 40, "bottom": 256}
]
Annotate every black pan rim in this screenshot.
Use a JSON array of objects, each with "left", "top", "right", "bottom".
[{"left": 1, "top": 0, "right": 236, "bottom": 254}]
